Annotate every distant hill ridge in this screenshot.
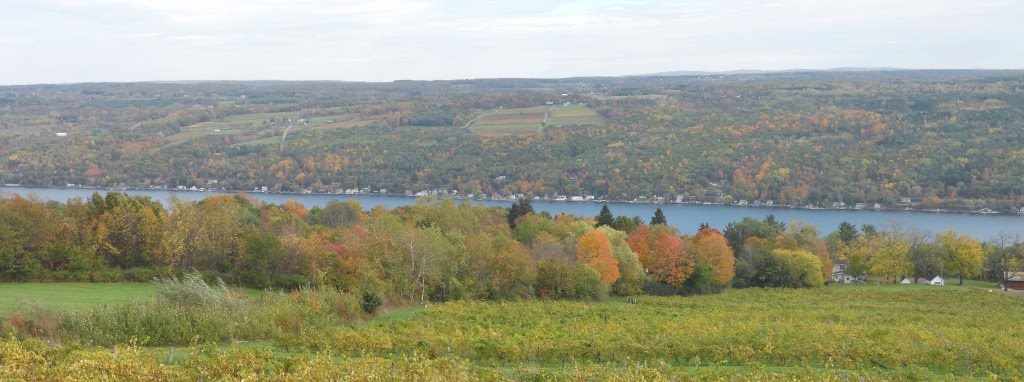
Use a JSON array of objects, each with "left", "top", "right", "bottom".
[{"left": 646, "top": 67, "right": 962, "bottom": 76}]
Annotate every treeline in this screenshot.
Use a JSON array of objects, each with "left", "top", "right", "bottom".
[
  {"left": 2, "top": 193, "right": 1020, "bottom": 300},
  {"left": 0, "top": 193, "right": 806, "bottom": 301}
]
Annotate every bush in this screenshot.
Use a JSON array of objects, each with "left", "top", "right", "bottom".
[
  {"left": 755, "top": 249, "right": 824, "bottom": 288},
  {"left": 123, "top": 267, "right": 159, "bottom": 282},
  {"left": 573, "top": 264, "right": 608, "bottom": 301},
  {"left": 275, "top": 274, "right": 310, "bottom": 290},
  {"left": 360, "top": 291, "right": 383, "bottom": 314}
]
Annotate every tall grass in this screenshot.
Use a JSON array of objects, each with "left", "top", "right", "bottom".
[{"left": 5, "top": 273, "right": 370, "bottom": 346}]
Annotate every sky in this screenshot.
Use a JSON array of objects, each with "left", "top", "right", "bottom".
[{"left": 1, "top": 0, "right": 1021, "bottom": 84}]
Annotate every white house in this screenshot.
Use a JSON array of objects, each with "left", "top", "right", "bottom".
[
  {"left": 900, "top": 277, "right": 913, "bottom": 284},
  {"left": 830, "top": 261, "right": 855, "bottom": 283},
  {"left": 930, "top": 276, "right": 945, "bottom": 286}
]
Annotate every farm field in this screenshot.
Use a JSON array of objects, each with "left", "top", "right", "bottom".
[
  {"left": 165, "top": 111, "right": 381, "bottom": 147},
  {"left": 1, "top": 284, "right": 1021, "bottom": 380},
  {"left": 468, "top": 106, "right": 548, "bottom": 136},
  {"left": 164, "top": 111, "right": 296, "bottom": 145},
  {"left": 467, "top": 104, "right": 603, "bottom": 136},
  {"left": 546, "top": 103, "right": 605, "bottom": 126}
]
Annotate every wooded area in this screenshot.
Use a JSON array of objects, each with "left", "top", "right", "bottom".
[{"left": 2, "top": 70, "right": 1024, "bottom": 211}]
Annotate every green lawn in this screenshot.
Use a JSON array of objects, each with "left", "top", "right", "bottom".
[
  {"left": 0, "top": 282, "right": 265, "bottom": 317},
  {"left": 0, "top": 282, "right": 156, "bottom": 317}
]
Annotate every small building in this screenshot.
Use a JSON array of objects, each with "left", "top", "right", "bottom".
[
  {"left": 1005, "top": 272, "right": 1024, "bottom": 290},
  {"left": 830, "top": 261, "right": 854, "bottom": 283},
  {"left": 930, "top": 276, "right": 945, "bottom": 286},
  {"left": 55, "top": 132, "right": 68, "bottom": 137},
  {"left": 900, "top": 277, "right": 913, "bottom": 284}
]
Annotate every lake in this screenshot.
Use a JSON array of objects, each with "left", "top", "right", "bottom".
[{"left": 2, "top": 186, "right": 1022, "bottom": 240}]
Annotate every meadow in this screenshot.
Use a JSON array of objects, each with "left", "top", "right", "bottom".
[
  {"left": 1, "top": 281, "right": 1020, "bottom": 380},
  {"left": 0, "top": 283, "right": 154, "bottom": 316}
]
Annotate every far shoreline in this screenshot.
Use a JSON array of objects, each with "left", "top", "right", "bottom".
[{"left": 1, "top": 184, "right": 1020, "bottom": 217}]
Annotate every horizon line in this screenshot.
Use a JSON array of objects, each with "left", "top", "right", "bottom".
[{"left": 3, "top": 67, "right": 1023, "bottom": 87}]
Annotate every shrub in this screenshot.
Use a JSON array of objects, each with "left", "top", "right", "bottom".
[
  {"left": 573, "top": 264, "right": 608, "bottom": 301},
  {"left": 123, "top": 267, "right": 159, "bottom": 282},
  {"left": 360, "top": 291, "right": 383, "bottom": 314},
  {"left": 755, "top": 249, "right": 824, "bottom": 288}
]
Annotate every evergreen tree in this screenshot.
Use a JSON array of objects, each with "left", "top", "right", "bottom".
[
  {"left": 650, "top": 208, "right": 667, "bottom": 225},
  {"left": 837, "top": 221, "right": 859, "bottom": 243},
  {"left": 632, "top": 216, "right": 645, "bottom": 226},
  {"left": 612, "top": 215, "right": 638, "bottom": 233},
  {"left": 595, "top": 205, "right": 614, "bottom": 227},
  {"left": 860, "top": 224, "right": 878, "bottom": 237},
  {"left": 764, "top": 214, "right": 786, "bottom": 235},
  {"left": 507, "top": 198, "right": 533, "bottom": 228}
]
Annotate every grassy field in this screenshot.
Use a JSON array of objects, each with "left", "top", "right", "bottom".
[
  {"left": 165, "top": 110, "right": 381, "bottom": 147},
  {"left": 2, "top": 283, "right": 1022, "bottom": 379},
  {"left": 546, "top": 103, "right": 605, "bottom": 126},
  {"left": 164, "top": 111, "right": 295, "bottom": 145},
  {"left": 0, "top": 283, "right": 155, "bottom": 316},
  {"left": 0, "top": 282, "right": 267, "bottom": 317}
]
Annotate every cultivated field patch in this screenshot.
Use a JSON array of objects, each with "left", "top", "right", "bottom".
[{"left": 468, "top": 104, "right": 603, "bottom": 136}]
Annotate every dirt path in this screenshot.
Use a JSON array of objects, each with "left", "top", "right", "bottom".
[
  {"left": 463, "top": 110, "right": 498, "bottom": 129},
  {"left": 279, "top": 125, "right": 294, "bottom": 152}
]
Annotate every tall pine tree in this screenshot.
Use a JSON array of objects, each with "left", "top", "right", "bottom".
[
  {"left": 595, "top": 205, "right": 614, "bottom": 227},
  {"left": 507, "top": 198, "right": 533, "bottom": 228},
  {"left": 650, "top": 208, "right": 667, "bottom": 225}
]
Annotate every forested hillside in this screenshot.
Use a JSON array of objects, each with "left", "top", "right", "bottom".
[{"left": 2, "top": 70, "right": 1023, "bottom": 210}]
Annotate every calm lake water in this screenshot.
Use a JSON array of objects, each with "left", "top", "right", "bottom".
[{"left": 2, "top": 187, "right": 1022, "bottom": 240}]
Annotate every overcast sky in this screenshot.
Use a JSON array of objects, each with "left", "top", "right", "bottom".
[{"left": 1, "top": 0, "right": 1021, "bottom": 84}]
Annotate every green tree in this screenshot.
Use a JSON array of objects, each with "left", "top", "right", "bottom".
[
  {"left": 837, "top": 221, "right": 859, "bottom": 244},
  {"left": 868, "top": 231, "right": 912, "bottom": 283},
  {"left": 507, "top": 199, "right": 533, "bottom": 228},
  {"left": 611, "top": 215, "right": 639, "bottom": 233},
  {"left": 650, "top": 208, "right": 667, "bottom": 225},
  {"left": 936, "top": 230, "right": 984, "bottom": 285},
  {"left": 595, "top": 205, "right": 614, "bottom": 227}
]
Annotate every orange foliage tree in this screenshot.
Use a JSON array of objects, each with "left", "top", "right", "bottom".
[
  {"left": 625, "top": 225, "right": 652, "bottom": 268},
  {"left": 577, "top": 230, "right": 620, "bottom": 285},
  {"left": 690, "top": 228, "right": 736, "bottom": 286},
  {"left": 649, "top": 232, "right": 694, "bottom": 287}
]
